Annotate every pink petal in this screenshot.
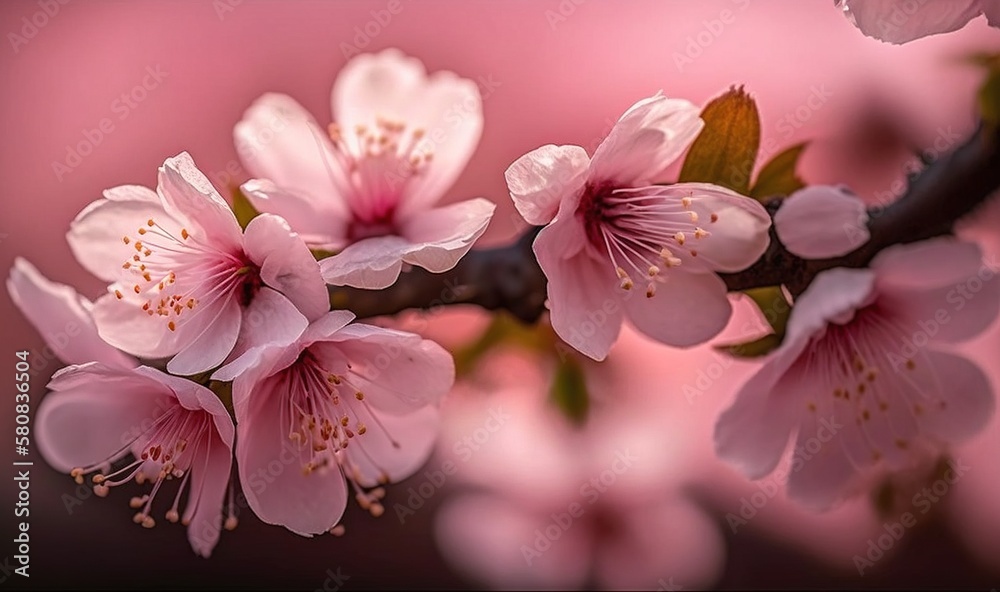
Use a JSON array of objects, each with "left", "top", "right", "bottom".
[
  {"left": 839, "top": 0, "right": 982, "bottom": 44},
  {"left": 589, "top": 93, "right": 704, "bottom": 185},
  {"left": 223, "top": 288, "right": 308, "bottom": 376},
  {"left": 434, "top": 494, "right": 592, "bottom": 589},
  {"left": 138, "top": 366, "right": 235, "bottom": 444},
  {"left": 235, "top": 93, "right": 351, "bottom": 220},
  {"left": 319, "top": 235, "right": 410, "bottom": 289},
  {"left": 183, "top": 431, "right": 233, "bottom": 558},
  {"left": 66, "top": 185, "right": 168, "bottom": 282},
  {"left": 914, "top": 349, "right": 994, "bottom": 443},
  {"left": 985, "top": 0, "right": 1000, "bottom": 26},
  {"left": 398, "top": 198, "right": 495, "bottom": 272},
  {"left": 713, "top": 335, "right": 811, "bottom": 479},
  {"left": 7, "top": 258, "right": 135, "bottom": 368},
  {"left": 784, "top": 267, "right": 876, "bottom": 345},
  {"left": 38, "top": 363, "right": 168, "bottom": 472},
  {"left": 235, "top": 374, "right": 348, "bottom": 536},
  {"left": 157, "top": 152, "right": 243, "bottom": 250},
  {"left": 241, "top": 179, "right": 350, "bottom": 251},
  {"left": 300, "top": 310, "right": 357, "bottom": 344},
  {"left": 166, "top": 298, "right": 243, "bottom": 375},
  {"left": 623, "top": 270, "right": 732, "bottom": 348},
  {"left": 774, "top": 185, "right": 870, "bottom": 259},
  {"left": 534, "top": 217, "right": 623, "bottom": 361},
  {"left": 343, "top": 404, "right": 440, "bottom": 486},
  {"left": 873, "top": 238, "right": 985, "bottom": 288},
  {"left": 319, "top": 323, "right": 454, "bottom": 414},
  {"left": 91, "top": 289, "right": 203, "bottom": 359},
  {"left": 505, "top": 144, "right": 590, "bottom": 225},
  {"left": 595, "top": 499, "right": 724, "bottom": 590},
  {"left": 331, "top": 49, "right": 483, "bottom": 218},
  {"left": 660, "top": 183, "right": 772, "bottom": 271},
  {"left": 785, "top": 409, "right": 858, "bottom": 509},
  {"left": 874, "top": 239, "right": 1000, "bottom": 343},
  {"left": 242, "top": 213, "right": 328, "bottom": 321}
]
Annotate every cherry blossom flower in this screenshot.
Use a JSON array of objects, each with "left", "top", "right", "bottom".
[
  {"left": 7, "top": 257, "right": 135, "bottom": 369},
  {"left": 36, "top": 362, "right": 235, "bottom": 557},
  {"left": 836, "top": 0, "right": 1000, "bottom": 44},
  {"left": 715, "top": 237, "right": 999, "bottom": 509},
  {"left": 67, "top": 152, "right": 329, "bottom": 376},
  {"left": 234, "top": 49, "right": 495, "bottom": 289},
  {"left": 774, "top": 185, "right": 870, "bottom": 259},
  {"left": 505, "top": 92, "right": 771, "bottom": 360},
  {"left": 433, "top": 383, "right": 724, "bottom": 590},
  {"left": 212, "top": 310, "right": 453, "bottom": 536}
]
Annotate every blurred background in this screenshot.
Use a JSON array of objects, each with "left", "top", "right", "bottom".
[{"left": 1, "top": 0, "right": 998, "bottom": 589}]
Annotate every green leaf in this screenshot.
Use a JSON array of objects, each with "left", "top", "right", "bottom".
[
  {"left": 749, "top": 143, "right": 809, "bottom": 201},
  {"left": 716, "top": 286, "right": 791, "bottom": 358},
  {"left": 549, "top": 356, "right": 589, "bottom": 425},
  {"left": 714, "top": 334, "right": 783, "bottom": 358},
  {"left": 963, "top": 52, "right": 1000, "bottom": 128},
  {"left": 678, "top": 85, "right": 761, "bottom": 194},
  {"left": 310, "top": 248, "right": 338, "bottom": 261},
  {"left": 230, "top": 186, "right": 260, "bottom": 230},
  {"left": 978, "top": 68, "right": 1000, "bottom": 128}
]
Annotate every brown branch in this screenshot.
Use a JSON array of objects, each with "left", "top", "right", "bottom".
[{"left": 331, "top": 122, "right": 1000, "bottom": 321}]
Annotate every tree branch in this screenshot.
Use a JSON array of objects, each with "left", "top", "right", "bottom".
[{"left": 331, "top": 123, "right": 1000, "bottom": 321}]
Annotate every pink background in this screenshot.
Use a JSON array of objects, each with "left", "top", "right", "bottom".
[{"left": 1, "top": 0, "right": 998, "bottom": 588}]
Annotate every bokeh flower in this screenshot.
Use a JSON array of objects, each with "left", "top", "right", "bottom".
[{"left": 235, "top": 49, "right": 495, "bottom": 289}]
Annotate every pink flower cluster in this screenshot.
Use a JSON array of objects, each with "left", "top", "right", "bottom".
[{"left": 8, "top": 44, "right": 999, "bottom": 580}]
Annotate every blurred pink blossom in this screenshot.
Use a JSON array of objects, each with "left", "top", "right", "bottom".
[
  {"left": 837, "top": 0, "right": 1000, "bottom": 44},
  {"left": 67, "top": 152, "right": 328, "bottom": 376},
  {"left": 434, "top": 380, "right": 725, "bottom": 590},
  {"left": 235, "top": 49, "right": 495, "bottom": 289},
  {"left": 505, "top": 92, "right": 771, "bottom": 361},
  {"left": 715, "top": 237, "right": 998, "bottom": 509},
  {"left": 213, "top": 310, "right": 452, "bottom": 536},
  {"left": 36, "top": 362, "right": 235, "bottom": 558}
]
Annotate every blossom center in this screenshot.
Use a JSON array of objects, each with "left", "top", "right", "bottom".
[
  {"left": 119, "top": 219, "right": 260, "bottom": 331},
  {"left": 577, "top": 184, "right": 718, "bottom": 298},
  {"left": 70, "top": 399, "right": 236, "bottom": 531},
  {"left": 800, "top": 304, "right": 947, "bottom": 463},
  {"left": 327, "top": 118, "right": 432, "bottom": 230},
  {"left": 278, "top": 348, "right": 399, "bottom": 517}
]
